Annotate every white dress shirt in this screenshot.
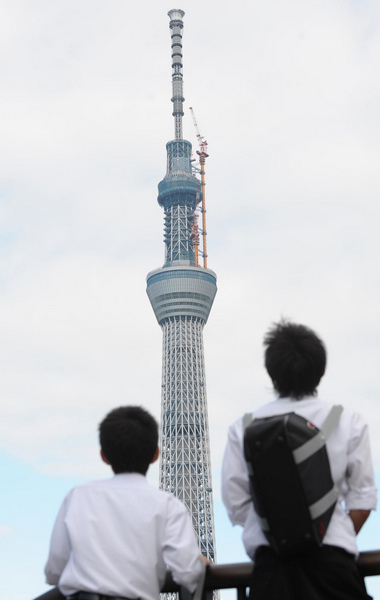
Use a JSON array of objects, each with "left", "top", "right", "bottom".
[
  {"left": 221, "top": 396, "right": 377, "bottom": 559},
  {"left": 45, "top": 473, "right": 204, "bottom": 598}
]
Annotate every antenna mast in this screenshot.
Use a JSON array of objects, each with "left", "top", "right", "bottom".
[
  {"left": 168, "top": 9, "right": 185, "bottom": 140},
  {"left": 190, "top": 107, "right": 209, "bottom": 268}
]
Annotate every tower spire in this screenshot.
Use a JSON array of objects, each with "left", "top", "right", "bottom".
[{"left": 168, "top": 9, "right": 185, "bottom": 140}]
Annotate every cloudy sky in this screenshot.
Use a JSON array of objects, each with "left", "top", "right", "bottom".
[{"left": 1, "top": 1, "right": 379, "bottom": 598}]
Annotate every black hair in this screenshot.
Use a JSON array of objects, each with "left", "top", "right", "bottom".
[
  {"left": 99, "top": 406, "right": 158, "bottom": 474},
  {"left": 263, "top": 320, "right": 326, "bottom": 400}
]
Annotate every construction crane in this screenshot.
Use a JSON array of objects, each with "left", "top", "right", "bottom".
[{"left": 189, "top": 107, "right": 209, "bottom": 269}]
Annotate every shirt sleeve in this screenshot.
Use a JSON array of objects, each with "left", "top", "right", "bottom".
[
  {"left": 221, "top": 419, "right": 252, "bottom": 527},
  {"left": 345, "top": 413, "right": 377, "bottom": 511},
  {"left": 163, "top": 497, "right": 204, "bottom": 593},
  {"left": 44, "top": 495, "right": 71, "bottom": 585}
]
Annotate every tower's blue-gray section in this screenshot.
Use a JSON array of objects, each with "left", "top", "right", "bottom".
[
  {"left": 157, "top": 139, "right": 200, "bottom": 267},
  {"left": 147, "top": 266, "right": 217, "bottom": 324},
  {"left": 147, "top": 136, "right": 217, "bottom": 322}
]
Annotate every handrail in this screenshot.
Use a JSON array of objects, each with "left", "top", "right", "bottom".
[
  {"left": 33, "top": 551, "right": 380, "bottom": 600},
  {"left": 357, "top": 550, "right": 380, "bottom": 577}
]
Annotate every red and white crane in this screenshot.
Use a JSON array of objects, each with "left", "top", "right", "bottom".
[{"left": 189, "top": 107, "right": 209, "bottom": 269}]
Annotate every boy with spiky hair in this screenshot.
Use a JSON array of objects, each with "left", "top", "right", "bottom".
[
  {"left": 222, "top": 321, "right": 377, "bottom": 600},
  {"left": 45, "top": 406, "right": 206, "bottom": 600}
]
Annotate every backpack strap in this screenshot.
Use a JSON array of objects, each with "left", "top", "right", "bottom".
[
  {"left": 243, "top": 412, "right": 270, "bottom": 532},
  {"left": 307, "top": 405, "right": 345, "bottom": 518},
  {"left": 320, "top": 405, "right": 344, "bottom": 438},
  {"left": 243, "top": 413, "right": 253, "bottom": 429},
  {"left": 309, "top": 479, "right": 343, "bottom": 520},
  {"left": 293, "top": 405, "right": 343, "bottom": 465}
]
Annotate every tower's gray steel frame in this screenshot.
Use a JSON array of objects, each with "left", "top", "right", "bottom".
[{"left": 147, "top": 9, "right": 218, "bottom": 561}]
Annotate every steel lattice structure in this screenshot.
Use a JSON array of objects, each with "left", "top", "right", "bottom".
[{"left": 146, "top": 9, "right": 218, "bottom": 562}]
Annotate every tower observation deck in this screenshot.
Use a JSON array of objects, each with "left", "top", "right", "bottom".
[{"left": 146, "top": 9, "right": 218, "bottom": 561}]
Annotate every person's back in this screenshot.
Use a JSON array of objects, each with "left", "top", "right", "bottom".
[
  {"left": 45, "top": 406, "right": 205, "bottom": 600},
  {"left": 222, "top": 321, "right": 377, "bottom": 600}
]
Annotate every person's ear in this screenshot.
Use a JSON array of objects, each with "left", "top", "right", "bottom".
[
  {"left": 100, "top": 449, "right": 111, "bottom": 465},
  {"left": 151, "top": 447, "right": 159, "bottom": 464}
]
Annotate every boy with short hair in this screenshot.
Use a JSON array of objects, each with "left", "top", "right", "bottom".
[
  {"left": 222, "top": 321, "right": 377, "bottom": 600},
  {"left": 45, "top": 406, "right": 205, "bottom": 600}
]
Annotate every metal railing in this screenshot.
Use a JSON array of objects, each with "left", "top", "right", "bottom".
[{"left": 33, "top": 551, "right": 380, "bottom": 600}]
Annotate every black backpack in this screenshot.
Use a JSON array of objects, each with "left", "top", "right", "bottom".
[{"left": 243, "top": 405, "right": 343, "bottom": 556}]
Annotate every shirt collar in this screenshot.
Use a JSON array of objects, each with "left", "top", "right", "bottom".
[{"left": 111, "top": 472, "right": 148, "bottom": 485}]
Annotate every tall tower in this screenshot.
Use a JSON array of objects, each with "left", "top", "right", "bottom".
[{"left": 146, "top": 9, "right": 218, "bottom": 561}]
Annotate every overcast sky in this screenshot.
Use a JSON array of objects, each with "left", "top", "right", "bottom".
[{"left": 1, "top": 1, "right": 379, "bottom": 599}]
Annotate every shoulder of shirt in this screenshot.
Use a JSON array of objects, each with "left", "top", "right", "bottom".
[
  {"left": 64, "top": 474, "right": 148, "bottom": 496},
  {"left": 63, "top": 477, "right": 116, "bottom": 497},
  {"left": 232, "top": 396, "right": 366, "bottom": 425},
  {"left": 64, "top": 477, "right": 187, "bottom": 507},
  {"left": 311, "top": 397, "right": 367, "bottom": 426},
  {"left": 230, "top": 397, "right": 285, "bottom": 427}
]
